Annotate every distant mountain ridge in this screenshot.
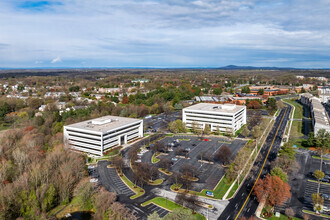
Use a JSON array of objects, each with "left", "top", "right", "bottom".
[{"left": 217, "top": 65, "right": 297, "bottom": 70}]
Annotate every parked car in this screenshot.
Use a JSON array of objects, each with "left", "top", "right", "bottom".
[
  {"left": 171, "top": 157, "right": 178, "bottom": 162},
  {"left": 185, "top": 147, "right": 191, "bottom": 152},
  {"left": 192, "top": 143, "right": 196, "bottom": 146},
  {"left": 147, "top": 144, "right": 154, "bottom": 149}
]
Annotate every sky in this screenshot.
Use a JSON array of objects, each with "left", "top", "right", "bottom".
[{"left": 0, "top": 0, "right": 330, "bottom": 68}]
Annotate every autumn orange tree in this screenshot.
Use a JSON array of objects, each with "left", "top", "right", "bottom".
[{"left": 254, "top": 174, "right": 291, "bottom": 207}]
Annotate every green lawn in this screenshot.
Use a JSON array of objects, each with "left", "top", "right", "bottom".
[
  {"left": 283, "top": 99, "right": 303, "bottom": 119},
  {"left": 227, "top": 182, "right": 239, "bottom": 198},
  {"left": 290, "top": 121, "right": 304, "bottom": 138},
  {"left": 149, "top": 179, "right": 163, "bottom": 185},
  {"left": 141, "top": 197, "right": 205, "bottom": 220},
  {"left": 119, "top": 173, "right": 145, "bottom": 199}
]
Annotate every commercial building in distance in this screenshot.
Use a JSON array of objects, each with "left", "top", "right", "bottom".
[
  {"left": 64, "top": 116, "right": 143, "bottom": 156},
  {"left": 300, "top": 93, "right": 330, "bottom": 135},
  {"left": 318, "top": 86, "right": 330, "bottom": 104},
  {"left": 182, "top": 103, "right": 246, "bottom": 134}
]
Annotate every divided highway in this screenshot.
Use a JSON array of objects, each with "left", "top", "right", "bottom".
[{"left": 219, "top": 105, "right": 292, "bottom": 220}]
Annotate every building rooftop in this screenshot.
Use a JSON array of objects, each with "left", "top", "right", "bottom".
[
  {"left": 65, "top": 115, "right": 142, "bottom": 133},
  {"left": 184, "top": 103, "right": 245, "bottom": 114}
]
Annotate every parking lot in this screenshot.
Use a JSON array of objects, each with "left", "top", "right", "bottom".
[
  {"left": 97, "top": 161, "right": 135, "bottom": 196},
  {"left": 144, "top": 204, "right": 169, "bottom": 218},
  {"left": 149, "top": 135, "right": 247, "bottom": 191}
]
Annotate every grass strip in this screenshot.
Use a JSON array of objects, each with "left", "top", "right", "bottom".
[
  {"left": 118, "top": 172, "right": 145, "bottom": 199},
  {"left": 158, "top": 168, "right": 173, "bottom": 176},
  {"left": 312, "top": 156, "right": 330, "bottom": 161},
  {"left": 303, "top": 209, "right": 330, "bottom": 219},
  {"left": 152, "top": 153, "right": 160, "bottom": 164},
  {"left": 148, "top": 179, "right": 163, "bottom": 185},
  {"left": 308, "top": 179, "right": 330, "bottom": 186}
]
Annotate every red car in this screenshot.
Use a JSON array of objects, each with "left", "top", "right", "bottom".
[{"left": 204, "top": 139, "right": 210, "bottom": 141}]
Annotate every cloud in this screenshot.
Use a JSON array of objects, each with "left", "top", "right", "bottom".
[
  {"left": 51, "top": 57, "right": 62, "bottom": 64},
  {"left": 0, "top": 0, "right": 329, "bottom": 68}
]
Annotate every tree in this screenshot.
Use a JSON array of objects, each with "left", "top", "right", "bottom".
[
  {"left": 240, "top": 126, "right": 250, "bottom": 137},
  {"left": 175, "top": 192, "right": 188, "bottom": 207},
  {"left": 215, "top": 145, "right": 232, "bottom": 165},
  {"left": 93, "top": 188, "right": 117, "bottom": 219},
  {"left": 312, "top": 193, "right": 324, "bottom": 213},
  {"left": 203, "top": 124, "right": 211, "bottom": 135},
  {"left": 313, "top": 170, "right": 325, "bottom": 194},
  {"left": 247, "top": 100, "right": 261, "bottom": 109},
  {"left": 254, "top": 175, "right": 291, "bottom": 207},
  {"left": 241, "top": 86, "right": 251, "bottom": 94},
  {"left": 113, "top": 157, "right": 125, "bottom": 173},
  {"left": 258, "top": 88, "right": 264, "bottom": 95},
  {"left": 251, "top": 126, "right": 262, "bottom": 139},
  {"left": 279, "top": 144, "right": 296, "bottom": 160},
  {"left": 270, "top": 167, "right": 288, "bottom": 182},
  {"left": 148, "top": 211, "right": 161, "bottom": 220},
  {"left": 267, "top": 98, "right": 277, "bottom": 110},
  {"left": 74, "top": 178, "right": 94, "bottom": 209},
  {"left": 191, "top": 122, "right": 202, "bottom": 135},
  {"left": 285, "top": 208, "right": 295, "bottom": 219},
  {"left": 186, "top": 194, "right": 200, "bottom": 214},
  {"left": 159, "top": 158, "right": 171, "bottom": 171},
  {"left": 168, "top": 119, "right": 187, "bottom": 133},
  {"left": 213, "top": 87, "right": 222, "bottom": 95},
  {"left": 149, "top": 166, "right": 159, "bottom": 182},
  {"left": 163, "top": 208, "right": 195, "bottom": 220}
]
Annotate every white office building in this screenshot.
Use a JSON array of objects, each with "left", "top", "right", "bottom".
[
  {"left": 182, "top": 103, "right": 246, "bottom": 134},
  {"left": 64, "top": 116, "right": 143, "bottom": 156},
  {"left": 300, "top": 93, "right": 330, "bottom": 136},
  {"left": 318, "top": 86, "right": 330, "bottom": 104}
]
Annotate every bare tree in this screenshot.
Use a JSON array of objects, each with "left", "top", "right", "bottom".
[
  {"left": 285, "top": 208, "right": 295, "bottom": 219},
  {"left": 113, "top": 156, "right": 125, "bottom": 174},
  {"left": 93, "top": 187, "right": 117, "bottom": 219},
  {"left": 215, "top": 145, "right": 232, "bottom": 165}
]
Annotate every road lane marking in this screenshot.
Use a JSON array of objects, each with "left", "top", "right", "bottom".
[{"left": 234, "top": 107, "right": 288, "bottom": 220}]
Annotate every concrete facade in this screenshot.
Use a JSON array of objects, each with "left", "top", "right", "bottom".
[
  {"left": 182, "top": 103, "right": 246, "bottom": 134},
  {"left": 64, "top": 116, "right": 143, "bottom": 156}
]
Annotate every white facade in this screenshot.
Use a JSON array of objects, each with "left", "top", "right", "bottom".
[
  {"left": 318, "top": 86, "right": 330, "bottom": 104},
  {"left": 64, "top": 116, "right": 143, "bottom": 156},
  {"left": 299, "top": 93, "right": 330, "bottom": 136},
  {"left": 182, "top": 103, "right": 246, "bottom": 134}
]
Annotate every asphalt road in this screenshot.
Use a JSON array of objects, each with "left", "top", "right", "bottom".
[{"left": 218, "top": 105, "right": 292, "bottom": 220}]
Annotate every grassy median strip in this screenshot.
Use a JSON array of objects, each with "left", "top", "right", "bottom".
[
  {"left": 303, "top": 210, "right": 330, "bottom": 219},
  {"left": 158, "top": 168, "right": 173, "bottom": 176},
  {"left": 152, "top": 153, "right": 160, "bottom": 164},
  {"left": 312, "top": 155, "right": 330, "bottom": 161},
  {"left": 118, "top": 172, "right": 145, "bottom": 199},
  {"left": 308, "top": 179, "right": 330, "bottom": 186},
  {"left": 148, "top": 179, "right": 163, "bottom": 185},
  {"left": 141, "top": 197, "right": 205, "bottom": 220}
]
